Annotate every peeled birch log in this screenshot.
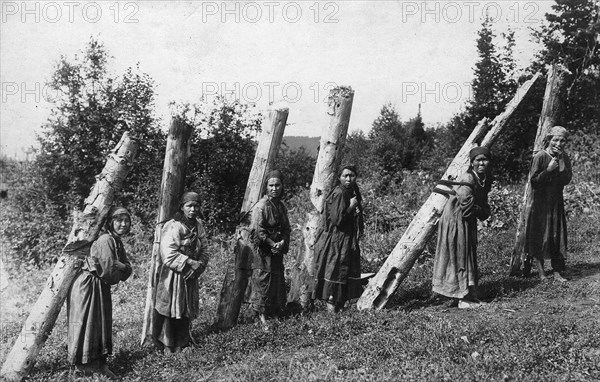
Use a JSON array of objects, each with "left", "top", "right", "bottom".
[
  {"left": 288, "top": 86, "right": 355, "bottom": 308},
  {"left": 140, "top": 118, "right": 193, "bottom": 345},
  {"left": 214, "top": 106, "right": 288, "bottom": 330},
  {"left": 510, "top": 65, "right": 567, "bottom": 275},
  {"left": 1, "top": 132, "right": 138, "bottom": 382},
  {"left": 357, "top": 73, "right": 542, "bottom": 311}
]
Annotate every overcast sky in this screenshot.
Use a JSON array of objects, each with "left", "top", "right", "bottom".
[{"left": 1, "top": 0, "right": 555, "bottom": 158}]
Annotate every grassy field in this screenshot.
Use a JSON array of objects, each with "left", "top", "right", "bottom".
[{"left": 1, "top": 186, "right": 599, "bottom": 382}]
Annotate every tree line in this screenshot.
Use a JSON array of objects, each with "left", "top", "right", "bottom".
[{"left": 1, "top": 0, "right": 597, "bottom": 267}]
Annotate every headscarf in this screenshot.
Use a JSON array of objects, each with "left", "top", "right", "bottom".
[
  {"left": 180, "top": 191, "right": 201, "bottom": 206},
  {"left": 340, "top": 164, "right": 358, "bottom": 177},
  {"left": 547, "top": 126, "right": 569, "bottom": 138},
  {"left": 469, "top": 146, "right": 491, "bottom": 162},
  {"left": 265, "top": 169, "right": 285, "bottom": 198},
  {"left": 105, "top": 206, "right": 131, "bottom": 233},
  {"left": 107, "top": 206, "right": 130, "bottom": 220},
  {"left": 266, "top": 169, "right": 283, "bottom": 183}
]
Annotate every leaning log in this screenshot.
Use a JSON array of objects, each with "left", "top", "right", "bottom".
[
  {"left": 357, "top": 73, "right": 542, "bottom": 311},
  {"left": 140, "top": 118, "right": 193, "bottom": 345},
  {"left": 288, "top": 86, "right": 355, "bottom": 308},
  {"left": 510, "top": 65, "right": 567, "bottom": 275},
  {"left": 214, "top": 105, "right": 288, "bottom": 330},
  {"left": 1, "top": 132, "right": 138, "bottom": 382}
]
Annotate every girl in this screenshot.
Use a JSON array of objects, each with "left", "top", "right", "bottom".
[
  {"left": 432, "top": 147, "right": 492, "bottom": 309},
  {"left": 525, "top": 126, "right": 572, "bottom": 281},
  {"left": 68, "top": 206, "right": 133, "bottom": 378}
]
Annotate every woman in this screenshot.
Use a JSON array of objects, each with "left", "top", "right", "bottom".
[
  {"left": 68, "top": 206, "right": 133, "bottom": 378},
  {"left": 249, "top": 170, "right": 291, "bottom": 330},
  {"left": 153, "top": 192, "right": 210, "bottom": 353},
  {"left": 432, "top": 147, "right": 492, "bottom": 309},
  {"left": 525, "top": 126, "right": 572, "bottom": 281},
  {"left": 312, "top": 165, "right": 364, "bottom": 313}
]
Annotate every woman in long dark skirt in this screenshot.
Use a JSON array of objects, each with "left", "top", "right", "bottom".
[
  {"left": 432, "top": 147, "right": 492, "bottom": 309},
  {"left": 249, "top": 170, "right": 291, "bottom": 331},
  {"left": 525, "top": 126, "right": 572, "bottom": 281},
  {"left": 152, "top": 192, "right": 210, "bottom": 353},
  {"left": 67, "top": 207, "right": 133, "bottom": 378},
  {"left": 312, "top": 164, "right": 364, "bottom": 313}
]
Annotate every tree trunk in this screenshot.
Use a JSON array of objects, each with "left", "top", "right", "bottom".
[
  {"left": 1, "top": 132, "right": 138, "bottom": 382},
  {"left": 357, "top": 73, "right": 542, "bottom": 311},
  {"left": 510, "top": 65, "right": 567, "bottom": 275},
  {"left": 214, "top": 106, "right": 288, "bottom": 330},
  {"left": 288, "top": 86, "right": 355, "bottom": 307},
  {"left": 140, "top": 118, "right": 193, "bottom": 345}
]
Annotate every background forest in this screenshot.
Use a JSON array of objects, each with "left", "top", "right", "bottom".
[{"left": 1, "top": 1, "right": 599, "bottom": 381}]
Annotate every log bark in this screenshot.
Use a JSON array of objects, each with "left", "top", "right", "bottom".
[
  {"left": 357, "top": 73, "right": 542, "bottom": 311},
  {"left": 140, "top": 118, "right": 193, "bottom": 345},
  {"left": 214, "top": 106, "right": 288, "bottom": 330},
  {"left": 1, "top": 132, "right": 138, "bottom": 382},
  {"left": 288, "top": 86, "right": 355, "bottom": 307},
  {"left": 510, "top": 65, "right": 567, "bottom": 275}
]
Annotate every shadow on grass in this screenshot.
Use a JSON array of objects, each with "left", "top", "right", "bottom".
[
  {"left": 382, "top": 280, "right": 449, "bottom": 311},
  {"left": 379, "top": 271, "right": 548, "bottom": 311},
  {"left": 477, "top": 275, "right": 540, "bottom": 300},
  {"left": 565, "top": 261, "right": 600, "bottom": 280}
]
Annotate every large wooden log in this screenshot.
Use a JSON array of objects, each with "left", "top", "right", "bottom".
[
  {"left": 140, "top": 118, "right": 193, "bottom": 345},
  {"left": 510, "top": 65, "right": 567, "bottom": 275},
  {"left": 357, "top": 73, "right": 542, "bottom": 311},
  {"left": 1, "top": 132, "right": 138, "bottom": 382},
  {"left": 214, "top": 106, "right": 288, "bottom": 330},
  {"left": 288, "top": 86, "right": 355, "bottom": 308}
]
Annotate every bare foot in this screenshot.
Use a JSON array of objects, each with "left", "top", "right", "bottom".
[
  {"left": 100, "top": 364, "right": 117, "bottom": 379},
  {"left": 554, "top": 272, "right": 568, "bottom": 282},
  {"left": 458, "top": 299, "right": 481, "bottom": 309},
  {"left": 75, "top": 363, "right": 95, "bottom": 376}
]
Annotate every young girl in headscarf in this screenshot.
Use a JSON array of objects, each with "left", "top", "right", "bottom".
[
  {"left": 249, "top": 170, "right": 291, "bottom": 330},
  {"left": 152, "top": 191, "right": 210, "bottom": 353},
  {"left": 67, "top": 207, "right": 133, "bottom": 378},
  {"left": 432, "top": 147, "right": 492, "bottom": 309},
  {"left": 525, "top": 126, "right": 572, "bottom": 281}
]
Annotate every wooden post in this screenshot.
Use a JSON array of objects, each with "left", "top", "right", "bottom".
[
  {"left": 357, "top": 73, "right": 542, "bottom": 311},
  {"left": 510, "top": 65, "right": 567, "bottom": 275},
  {"left": 1, "top": 132, "right": 138, "bottom": 382},
  {"left": 288, "top": 86, "right": 355, "bottom": 308},
  {"left": 214, "top": 105, "right": 288, "bottom": 330},
  {"left": 140, "top": 118, "right": 193, "bottom": 345}
]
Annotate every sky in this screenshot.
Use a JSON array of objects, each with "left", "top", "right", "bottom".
[{"left": 0, "top": 0, "right": 555, "bottom": 159}]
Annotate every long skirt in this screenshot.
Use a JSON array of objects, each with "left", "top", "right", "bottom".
[
  {"left": 249, "top": 256, "right": 286, "bottom": 316},
  {"left": 67, "top": 271, "right": 112, "bottom": 364},
  {"left": 432, "top": 197, "right": 478, "bottom": 299},
  {"left": 312, "top": 228, "right": 362, "bottom": 305},
  {"left": 152, "top": 310, "right": 190, "bottom": 348}
]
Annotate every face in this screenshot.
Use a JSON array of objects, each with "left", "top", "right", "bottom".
[
  {"left": 267, "top": 178, "right": 283, "bottom": 198},
  {"left": 111, "top": 215, "right": 131, "bottom": 236},
  {"left": 182, "top": 201, "right": 200, "bottom": 220},
  {"left": 472, "top": 154, "right": 490, "bottom": 175},
  {"left": 548, "top": 135, "right": 567, "bottom": 155},
  {"left": 339, "top": 169, "right": 357, "bottom": 188}
]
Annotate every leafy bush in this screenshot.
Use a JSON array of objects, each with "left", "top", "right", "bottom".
[{"left": 0, "top": 160, "right": 70, "bottom": 268}]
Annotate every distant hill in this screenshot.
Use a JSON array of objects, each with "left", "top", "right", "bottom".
[{"left": 282, "top": 136, "right": 320, "bottom": 157}]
